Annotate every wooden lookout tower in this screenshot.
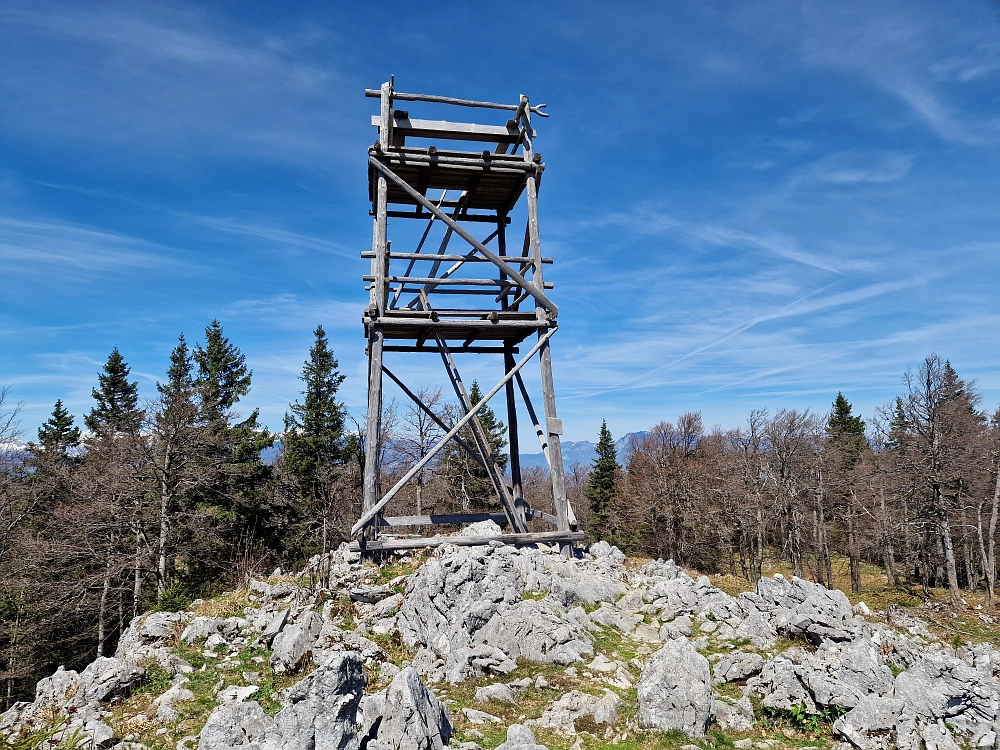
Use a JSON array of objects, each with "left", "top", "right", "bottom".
[{"left": 351, "top": 79, "right": 584, "bottom": 552}]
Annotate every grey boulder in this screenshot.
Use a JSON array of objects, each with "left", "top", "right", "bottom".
[
  {"left": 637, "top": 638, "right": 714, "bottom": 736},
  {"left": 361, "top": 667, "right": 452, "bottom": 750}
]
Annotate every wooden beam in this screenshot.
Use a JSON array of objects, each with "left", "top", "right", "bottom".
[
  {"left": 361, "top": 80, "right": 392, "bottom": 541},
  {"left": 368, "top": 157, "right": 558, "bottom": 316},
  {"left": 378, "top": 512, "right": 508, "bottom": 527},
  {"left": 383, "top": 210, "right": 507, "bottom": 223},
  {"left": 381, "top": 364, "right": 488, "bottom": 470},
  {"left": 434, "top": 331, "right": 528, "bottom": 533},
  {"left": 349, "top": 530, "right": 585, "bottom": 553},
  {"left": 363, "top": 252, "right": 551, "bottom": 264},
  {"left": 351, "top": 328, "right": 556, "bottom": 536},
  {"left": 383, "top": 346, "right": 519, "bottom": 354},
  {"left": 373, "top": 149, "right": 536, "bottom": 170}
]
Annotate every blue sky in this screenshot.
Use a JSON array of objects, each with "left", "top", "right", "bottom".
[{"left": 2, "top": 1, "right": 1000, "bottom": 445}]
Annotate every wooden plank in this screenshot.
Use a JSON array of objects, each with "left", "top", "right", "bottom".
[
  {"left": 350, "top": 530, "right": 585, "bottom": 553},
  {"left": 368, "top": 157, "right": 558, "bottom": 316},
  {"left": 384, "top": 211, "right": 505, "bottom": 223},
  {"left": 373, "top": 149, "right": 536, "bottom": 170},
  {"left": 366, "top": 89, "right": 522, "bottom": 112},
  {"left": 378, "top": 513, "right": 508, "bottom": 527},
  {"left": 363, "top": 252, "right": 551, "bottom": 264},
  {"left": 370, "top": 318, "right": 550, "bottom": 331},
  {"left": 372, "top": 115, "right": 528, "bottom": 144},
  {"left": 367, "top": 276, "right": 548, "bottom": 288},
  {"left": 383, "top": 346, "right": 519, "bottom": 354},
  {"left": 381, "top": 309, "right": 539, "bottom": 319},
  {"left": 351, "top": 328, "right": 556, "bottom": 536}
]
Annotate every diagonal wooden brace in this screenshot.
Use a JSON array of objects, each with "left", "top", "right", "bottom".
[
  {"left": 434, "top": 332, "right": 529, "bottom": 533},
  {"left": 368, "top": 156, "right": 558, "bottom": 317},
  {"left": 351, "top": 327, "right": 556, "bottom": 537}
]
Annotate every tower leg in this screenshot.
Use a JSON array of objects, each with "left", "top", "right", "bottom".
[
  {"left": 361, "top": 81, "right": 392, "bottom": 543},
  {"left": 505, "top": 345, "right": 529, "bottom": 528}
]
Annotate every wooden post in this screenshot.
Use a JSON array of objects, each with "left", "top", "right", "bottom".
[
  {"left": 524, "top": 164, "right": 571, "bottom": 551},
  {"left": 362, "top": 80, "right": 392, "bottom": 542}
]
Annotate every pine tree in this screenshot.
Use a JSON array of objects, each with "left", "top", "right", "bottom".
[
  {"left": 586, "top": 420, "right": 619, "bottom": 538},
  {"left": 827, "top": 392, "right": 866, "bottom": 461},
  {"left": 193, "top": 320, "right": 252, "bottom": 420},
  {"left": 36, "top": 400, "right": 80, "bottom": 457},
  {"left": 84, "top": 348, "right": 141, "bottom": 434},
  {"left": 469, "top": 381, "right": 507, "bottom": 472},
  {"left": 441, "top": 381, "right": 507, "bottom": 510},
  {"left": 283, "top": 325, "right": 347, "bottom": 497}
]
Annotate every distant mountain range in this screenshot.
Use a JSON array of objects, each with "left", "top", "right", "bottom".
[{"left": 517, "top": 432, "right": 645, "bottom": 472}]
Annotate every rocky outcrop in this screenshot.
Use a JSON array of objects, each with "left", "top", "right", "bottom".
[
  {"left": 396, "top": 543, "right": 592, "bottom": 683},
  {"left": 638, "top": 638, "right": 714, "bottom": 736},
  {"left": 0, "top": 656, "right": 145, "bottom": 748},
  {"left": 740, "top": 574, "right": 864, "bottom": 645},
  {"left": 747, "top": 639, "right": 893, "bottom": 712},
  {"left": 198, "top": 651, "right": 365, "bottom": 750},
  {"left": 527, "top": 689, "right": 623, "bottom": 735},
  {"left": 361, "top": 667, "right": 452, "bottom": 750}
]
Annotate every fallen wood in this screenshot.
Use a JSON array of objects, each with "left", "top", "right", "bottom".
[{"left": 350, "top": 530, "right": 586, "bottom": 552}]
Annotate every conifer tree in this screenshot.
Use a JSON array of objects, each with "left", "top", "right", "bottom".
[
  {"left": 283, "top": 325, "right": 347, "bottom": 497},
  {"left": 441, "top": 381, "right": 507, "bottom": 509},
  {"left": 150, "top": 334, "right": 210, "bottom": 598},
  {"left": 827, "top": 392, "right": 866, "bottom": 461},
  {"left": 84, "top": 348, "right": 141, "bottom": 434},
  {"left": 586, "top": 420, "right": 619, "bottom": 538},
  {"left": 36, "top": 400, "right": 80, "bottom": 457},
  {"left": 193, "top": 320, "right": 252, "bottom": 420}
]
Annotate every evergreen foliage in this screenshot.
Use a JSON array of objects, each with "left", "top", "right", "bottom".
[
  {"left": 193, "top": 320, "right": 252, "bottom": 418},
  {"left": 586, "top": 420, "right": 619, "bottom": 538},
  {"left": 84, "top": 348, "right": 141, "bottom": 434},
  {"left": 441, "top": 381, "right": 507, "bottom": 509},
  {"left": 283, "top": 325, "right": 347, "bottom": 498},
  {"left": 827, "top": 392, "right": 866, "bottom": 462},
  {"left": 36, "top": 400, "right": 80, "bottom": 457}
]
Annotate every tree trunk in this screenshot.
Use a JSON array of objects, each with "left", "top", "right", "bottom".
[
  {"left": 988, "top": 464, "right": 1000, "bottom": 605},
  {"left": 847, "top": 494, "right": 861, "bottom": 594},
  {"left": 97, "top": 546, "right": 113, "bottom": 658},
  {"left": 156, "top": 450, "right": 172, "bottom": 599},
  {"left": 879, "top": 484, "right": 897, "bottom": 585},
  {"left": 935, "top": 483, "right": 962, "bottom": 606}
]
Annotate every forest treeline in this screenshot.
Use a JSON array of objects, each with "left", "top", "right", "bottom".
[{"left": 0, "top": 321, "right": 997, "bottom": 707}]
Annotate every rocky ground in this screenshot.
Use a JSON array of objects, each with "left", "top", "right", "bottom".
[{"left": 4, "top": 522, "right": 1000, "bottom": 750}]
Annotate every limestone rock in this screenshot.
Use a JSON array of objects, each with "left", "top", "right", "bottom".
[
  {"left": 713, "top": 695, "right": 755, "bottom": 732},
  {"left": 740, "top": 575, "right": 862, "bottom": 645},
  {"left": 270, "top": 624, "right": 316, "bottom": 673},
  {"left": 475, "top": 683, "right": 516, "bottom": 704},
  {"left": 497, "top": 724, "right": 550, "bottom": 750},
  {"left": 363, "top": 667, "right": 452, "bottom": 750},
  {"left": 198, "top": 651, "right": 365, "bottom": 750},
  {"left": 527, "top": 689, "right": 623, "bottom": 735},
  {"left": 637, "top": 638, "right": 714, "bottom": 736},
  {"left": 713, "top": 651, "right": 764, "bottom": 684},
  {"left": 833, "top": 695, "right": 904, "bottom": 750}
]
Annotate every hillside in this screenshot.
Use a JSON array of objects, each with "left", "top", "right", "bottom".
[{"left": 4, "top": 527, "right": 1000, "bottom": 750}]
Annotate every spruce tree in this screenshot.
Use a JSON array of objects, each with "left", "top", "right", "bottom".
[
  {"left": 441, "top": 381, "right": 507, "bottom": 509},
  {"left": 827, "top": 392, "right": 866, "bottom": 460},
  {"left": 84, "top": 348, "right": 141, "bottom": 434},
  {"left": 586, "top": 420, "right": 619, "bottom": 537},
  {"left": 193, "top": 320, "right": 252, "bottom": 419},
  {"left": 283, "top": 325, "right": 347, "bottom": 496},
  {"left": 36, "top": 400, "right": 81, "bottom": 457}
]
